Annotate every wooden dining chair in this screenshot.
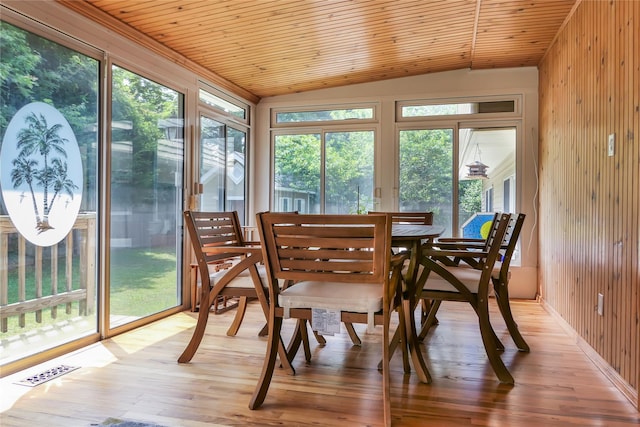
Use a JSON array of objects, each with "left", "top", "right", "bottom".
[
  {"left": 431, "top": 212, "right": 500, "bottom": 268},
  {"left": 178, "top": 210, "right": 271, "bottom": 363},
  {"left": 489, "top": 213, "right": 529, "bottom": 351},
  {"left": 369, "top": 210, "right": 434, "bottom": 225},
  {"left": 415, "top": 213, "right": 515, "bottom": 384},
  {"left": 423, "top": 213, "right": 529, "bottom": 352},
  {"left": 249, "top": 212, "right": 409, "bottom": 427}
]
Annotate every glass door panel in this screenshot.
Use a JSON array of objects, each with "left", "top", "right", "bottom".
[
  {"left": 199, "top": 116, "right": 247, "bottom": 222},
  {"left": 109, "top": 65, "right": 184, "bottom": 328},
  {"left": 457, "top": 126, "right": 516, "bottom": 239},
  {"left": 325, "top": 131, "right": 374, "bottom": 214},
  {"left": 398, "top": 128, "right": 454, "bottom": 235},
  {"left": 0, "top": 21, "right": 99, "bottom": 366},
  {"left": 273, "top": 133, "right": 321, "bottom": 213},
  {"left": 199, "top": 116, "right": 225, "bottom": 212}
]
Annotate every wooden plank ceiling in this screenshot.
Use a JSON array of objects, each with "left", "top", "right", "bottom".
[{"left": 59, "top": 0, "right": 578, "bottom": 101}]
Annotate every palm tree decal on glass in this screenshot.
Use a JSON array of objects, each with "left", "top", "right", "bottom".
[{"left": 10, "top": 112, "right": 78, "bottom": 233}]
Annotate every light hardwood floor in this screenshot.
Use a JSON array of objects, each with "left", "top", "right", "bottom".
[{"left": 1, "top": 300, "right": 638, "bottom": 426}]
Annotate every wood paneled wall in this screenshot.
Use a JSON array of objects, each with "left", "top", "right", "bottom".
[{"left": 538, "top": 0, "right": 639, "bottom": 408}]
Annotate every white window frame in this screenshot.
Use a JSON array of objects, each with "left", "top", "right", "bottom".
[{"left": 396, "top": 95, "right": 521, "bottom": 123}]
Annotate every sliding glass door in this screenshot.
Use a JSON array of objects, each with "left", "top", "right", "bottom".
[
  {"left": 398, "top": 128, "right": 454, "bottom": 234},
  {"left": 0, "top": 20, "right": 99, "bottom": 366},
  {"left": 398, "top": 125, "right": 517, "bottom": 239},
  {"left": 198, "top": 116, "right": 246, "bottom": 222},
  {"left": 109, "top": 66, "right": 184, "bottom": 329}
]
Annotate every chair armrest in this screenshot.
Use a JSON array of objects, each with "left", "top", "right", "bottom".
[
  {"left": 431, "top": 242, "right": 486, "bottom": 251},
  {"left": 201, "top": 246, "right": 262, "bottom": 256},
  {"left": 390, "top": 252, "right": 410, "bottom": 268},
  {"left": 437, "top": 237, "right": 485, "bottom": 243},
  {"left": 422, "top": 247, "right": 489, "bottom": 260}
]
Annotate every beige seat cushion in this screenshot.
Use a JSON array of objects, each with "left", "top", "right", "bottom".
[
  {"left": 210, "top": 263, "right": 267, "bottom": 288},
  {"left": 279, "top": 280, "right": 382, "bottom": 330}
]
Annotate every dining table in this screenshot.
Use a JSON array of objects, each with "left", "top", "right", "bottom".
[{"left": 390, "top": 223, "right": 444, "bottom": 384}]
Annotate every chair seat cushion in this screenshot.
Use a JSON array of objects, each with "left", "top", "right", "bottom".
[
  {"left": 423, "top": 264, "right": 484, "bottom": 293},
  {"left": 278, "top": 280, "right": 383, "bottom": 330},
  {"left": 419, "top": 261, "right": 511, "bottom": 295},
  {"left": 210, "top": 263, "right": 267, "bottom": 288}
]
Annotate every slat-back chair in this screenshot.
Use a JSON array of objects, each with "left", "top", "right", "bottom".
[
  {"left": 369, "top": 211, "right": 434, "bottom": 225},
  {"left": 491, "top": 213, "right": 529, "bottom": 351},
  {"left": 431, "top": 212, "right": 499, "bottom": 268},
  {"left": 416, "top": 213, "right": 514, "bottom": 384},
  {"left": 179, "top": 210, "right": 271, "bottom": 364},
  {"left": 250, "top": 212, "right": 409, "bottom": 427},
  {"left": 423, "top": 213, "right": 529, "bottom": 352}
]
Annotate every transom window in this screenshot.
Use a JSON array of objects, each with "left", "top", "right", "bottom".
[{"left": 273, "top": 105, "right": 376, "bottom": 126}]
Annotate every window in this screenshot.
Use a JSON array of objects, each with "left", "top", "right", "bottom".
[
  {"left": 273, "top": 130, "right": 374, "bottom": 214},
  {"left": 272, "top": 104, "right": 376, "bottom": 214},
  {"left": 279, "top": 197, "right": 291, "bottom": 212},
  {"left": 110, "top": 65, "right": 184, "bottom": 328},
  {"left": 398, "top": 128, "right": 453, "bottom": 233},
  {"left": 199, "top": 88, "right": 247, "bottom": 121},
  {"left": 485, "top": 187, "right": 494, "bottom": 212},
  {"left": 503, "top": 176, "right": 515, "bottom": 213},
  {"left": 398, "top": 96, "right": 519, "bottom": 120},
  {"left": 0, "top": 20, "right": 99, "bottom": 366},
  {"left": 398, "top": 121, "right": 517, "bottom": 237},
  {"left": 273, "top": 105, "right": 376, "bottom": 126}
]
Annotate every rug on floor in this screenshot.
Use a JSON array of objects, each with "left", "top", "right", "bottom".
[{"left": 92, "top": 418, "right": 168, "bottom": 427}]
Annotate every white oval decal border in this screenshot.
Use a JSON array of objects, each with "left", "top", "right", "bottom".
[{"left": 1, "top": 102, "right": 83, "bottom": 247}]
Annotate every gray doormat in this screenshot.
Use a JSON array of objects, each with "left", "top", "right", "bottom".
[{"left": 92, "top": 418, "right": 167, "bottom": 427}]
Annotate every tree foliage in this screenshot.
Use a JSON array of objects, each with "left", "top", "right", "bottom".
[
  {"left": 1, "top": 21, "right": 98, "bottom": 214},
  {"left": 399, "top": 129, "right": 453, "bottom": 213}
]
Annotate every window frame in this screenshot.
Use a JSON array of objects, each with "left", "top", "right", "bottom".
[
  {"left": 271, "top": 103, "right": 378, "bottom": 128},
  {"left": 396, "top": 95, "right": 521, "bottom": 123},
  {"left": 270, "top": 123, "right": 377, "bottom": 213}
]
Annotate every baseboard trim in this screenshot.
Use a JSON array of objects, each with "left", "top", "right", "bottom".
[{"left": 539, "top": 298, "right": 638, "bottom": 411}]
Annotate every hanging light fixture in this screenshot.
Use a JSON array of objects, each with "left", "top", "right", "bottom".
[{"left": 465, "top": 144, "right": 489, "bottom": 179}]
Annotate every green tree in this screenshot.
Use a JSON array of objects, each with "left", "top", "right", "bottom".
[
  {"left": 399, "top": 129, "right": 453, "bottom": 214},
  {"left": 459, "top": 179, "right": 483, "bottom": 223},
  {"left": 325, "top": 131, "right": 373, "bottom": 213},
  {"left": 1, "top": 21, "right": 99, "bottom": 215},
  {"left": 274, "top": 133, "right": 320, "bottom": 192},
  {"left": 0, "top": 22, "right": 41, "bottom": 130}
]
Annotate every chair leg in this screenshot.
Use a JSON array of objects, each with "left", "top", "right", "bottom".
[
  {"left": 226, "top": 296, "right": 249, "bottom": 336},
  {"left": 313, "top": 330, "right": 327, "bottom": 345},
  {"left": 178, "top": 290, "right": 214, "bottom": 363},
  {"left": 418, "top": 300, "right": 441, "bottom": 341},
  {"left": 250, "top": 316, "right": 284, "bottom": 409},
  {"left": 285, "top": 319, "right": 313, "bottom": 364},
  {"left": 494, "top": 281, "right": 530, "bottom": 352},
  {"left": 258, "top": 323, "right": 268, "bottom": 337},
  {"left": 344, "top": 322, "right": 362, "bottom": 346},
  {"left": 403, "top": 296, "right": 431, "bottom": 384},
  {"left": 477, "top": 297, "right": 514, "bottom": 384},
  {"left": 382, "top": 311, "right": 392, "bottom": 427},
  {"left": 300, "top": 320, "right": 312, "bottom": 362},
  {"left": 420, "top": 299, "right": 439, "bottom": 326},
  {"left": 378, "top": 322, "right": 409, "bottom": 373},
  {"left": 286, "top": 320, "right": 303, "bottom": 362}
]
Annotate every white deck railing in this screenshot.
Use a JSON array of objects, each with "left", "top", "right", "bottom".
[{"left": 0, "top": 213, "right": 96, "bottom": 333}]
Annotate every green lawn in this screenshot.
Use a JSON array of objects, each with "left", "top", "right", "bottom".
[{"left": 2, "top": 246, "right": 179, "bottom": 337}]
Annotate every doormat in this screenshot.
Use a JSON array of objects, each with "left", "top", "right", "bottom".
[
  {"left": 91, "top": 418, "right": 167, "bottom": 427},
  {"left": 14, "top": 364, "right": 79, "bottom": 387}
]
